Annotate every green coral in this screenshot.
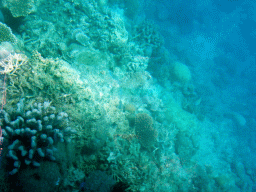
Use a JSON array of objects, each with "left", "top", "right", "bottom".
[
  {"left": 2, "top": 0, "right": 37, "bottom": 17},
  {"left": 0, "top": 22, "right": 17, "bottom": 44}
]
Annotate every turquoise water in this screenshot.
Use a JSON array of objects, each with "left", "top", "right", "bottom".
[{"left": 0, "top": 0, "right": 255, "bottom": 191}]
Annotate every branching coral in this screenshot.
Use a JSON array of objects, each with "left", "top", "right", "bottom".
[{"left": 0, "top": 53, "right": 27, "bottom": 74}]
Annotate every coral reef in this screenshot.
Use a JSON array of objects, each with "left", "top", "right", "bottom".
[
  {"left": 135, "top": 113, "right": 157, "bottom": 148},
  {"left": 2, "top": 0, "right": 38, "bottom": 17},
  {"left": 0, "top": 0, "right": 252, "bottom": 191},
  {"left": 18, "top": 0, "right": 128, "bottom": 60},
  {"left": 0, "top": 22, "right": 17, "bottom": 44},
  {"left": 0, "top": 99, "right": 76, "bottom": 175},
  {"left": 0, "top": 52, "right": 27, "bottom": 74},
  {"left": 132, "top": 20, "right": 164, "bottom": 49},
  {"left": 5, "top": 52, "right": 93, "bottom": 124}
]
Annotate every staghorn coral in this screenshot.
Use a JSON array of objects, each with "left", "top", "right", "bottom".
[
  {"left": 0, "top": 53, "right": 27, "bottom": 74},
  {"left": 135, "top": 113, "right": 157, "bottom": 148},
  {"left": 0, "top": 99, "right": 76, "bottom": 175},
  {"left": 2, "top": 0, "right": 37, "bottom": 17},
  {"left": 0, "top": 22, "right": 17, "bottom": 44}
]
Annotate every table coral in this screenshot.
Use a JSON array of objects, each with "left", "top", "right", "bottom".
[{"left": 2, "top": 0, "right": 37, "bottom": 17}]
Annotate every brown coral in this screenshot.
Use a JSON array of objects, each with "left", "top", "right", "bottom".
[{"left": 135, "top": 113, "right": 157, "bottom": 148}]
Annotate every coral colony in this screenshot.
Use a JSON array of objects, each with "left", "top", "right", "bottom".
[{"left": 0, "top": 99, "right": 76, "bottom": 175}]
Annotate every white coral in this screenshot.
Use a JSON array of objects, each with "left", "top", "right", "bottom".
[{"left": 0, "top": 53, "right": 27, "bottom": 74}]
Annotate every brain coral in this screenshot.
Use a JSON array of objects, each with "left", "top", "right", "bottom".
[{"left": 135, "top": 113, "right": 157, "bottom": 148}]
